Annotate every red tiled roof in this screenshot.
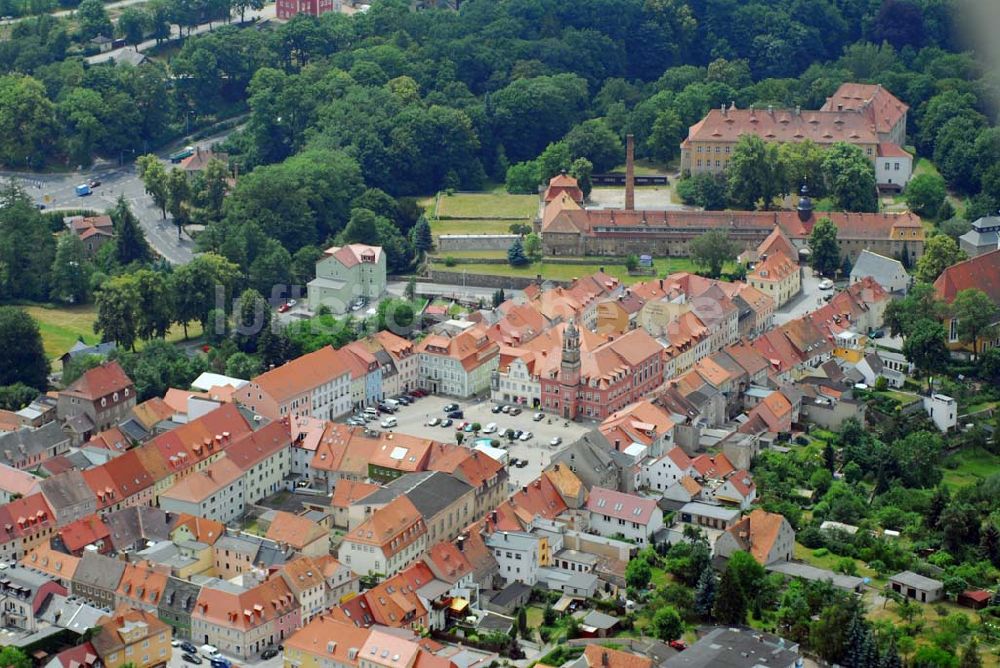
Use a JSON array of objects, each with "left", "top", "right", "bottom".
[
  {"left": 934, "top": 249, "right": 1000, "bottom": 305},
  {"left": 586, "top": 486, "right": 658, "bottom": 524},
  {"left": 822, "top": 82, "right": 908, "bottom": 135},
  {"left": 62, "top": 361, "right": 132, "bottom": 401}
]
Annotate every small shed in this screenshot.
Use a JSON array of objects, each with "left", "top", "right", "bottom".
[
  {"left": 958, "top": 590, "right": 991, "bottom": 610},
  {"left": 889, "top": 570, "right": 944, "bottom": 603},
  {"left": 575, "top": 610, "right": 620, "bottom": 638},
  {"left": 485, "top": 581, "right": 531, "bottom": 615}
]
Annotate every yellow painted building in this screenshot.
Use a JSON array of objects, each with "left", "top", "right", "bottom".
[{"left": 92, "top": 608, "right": 172, "bottom": 668}]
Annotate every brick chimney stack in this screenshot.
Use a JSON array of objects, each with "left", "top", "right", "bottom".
[{"left": 625, "top": 134, "right": 635, "bottom": 211}]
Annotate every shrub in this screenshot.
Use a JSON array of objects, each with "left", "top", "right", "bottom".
[{"left": 812, "top": 548, "right": 830, "bottom": 558}]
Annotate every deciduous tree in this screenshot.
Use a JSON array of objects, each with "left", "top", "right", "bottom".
[
  {"left": 821, "top": 142, "right": 877, "bottom": 212},
  {"left": 952, "top": 288, "right": 999, "bottom": 360},
  {"left": 50, "top": 234, "right": 89, "bottom": 304},
  {"left": 689, "top": 229, "right": 737, "bottom": 278},
  {"left": 0, "top": 308, "right": 48, "bottom": 390},
  {"left": 727, "top": 135, "right": 787, "bottom": 210},
  {"left": 904, "top": 173, "right": 947, "bottom": 218},
  {"left": 809, "top": 217, "right": 840, "bottom": 277},
  {"left": 137, "top": 154, "right": 170, "bottom": 218},
  {"left": 915, "top": 234, "right": 965, "bottom": 284}
]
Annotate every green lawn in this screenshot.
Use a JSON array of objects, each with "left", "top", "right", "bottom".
[
  {"left": 435, "top": 256, "right": 705, "bottom": 285},
  {"left": 609, "top": 158, "right": 671, "bottom": 175},
  {"left": 23, "top": 304, "right": 100, "bottom": 360},
  {"left": 793, "top": 542, "right": 878, "bottom": 580},
  {"left": 872, "top": 389, "right": 921, "bottom": 406},
  {"left": 525, "top": 605, "right": 544, "bottom": 629},
  {"left": 436, "top": 192, "right": 539, "bottom": 219},
  {"left": 23, "top": 303, "right": 204, "bottom": 360},
  {"left": 942, "top": 447, "right": 1000, "bottom": 488},
  {"left": 430, "top": 219, "right": 519, "bottom": 236}
]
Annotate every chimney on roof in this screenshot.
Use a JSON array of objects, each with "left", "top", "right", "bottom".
[
  {"left": 837, "top": 104, "right": 843, "bottom": 112},
  {"left": 625, "top": 134, "right": 635, "bottom": 211}
]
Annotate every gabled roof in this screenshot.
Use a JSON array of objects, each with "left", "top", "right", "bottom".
[
  {"left": 586, "top": 486, "right": 658, "bottom": 524},
  {"left": 723, "top": 509, "right": 790, "bottom": 565},
  {"left": 331, "top": 480, "right": 381, "bottom": 510},
  {"left": 160, "top": 456, "right": 243, "bottom": 504},
  {"left": 225, "top": 420, "right": 291, "bottom": 472},
  {"left": 343, "top": 495, "right": 425, "bottom": 554},
  {"left": 822, "top": 82, "right": 908, "bottom": 135},
  {"left": 583, "top": 644, "right": 653, "bottom": 668},
  {"left": 170, "top": 513, "right": 225, "bottom": 545},
  {"left": 73, "top": 551, "right": 126, "bottom": 592},
  {"left": 423, "top": 540, "right": 473, "bottom": 584},
  {"left": 60, "top": 514, "right": 111, "bottom": 552},
  {"left": 61, "top": 361, "right": 132, "bottom": 401},
  {"left": 285, "top": 614, "right": 371, "bottom": 663},
  {"left": 265, "top": 511, "right": 327, "bottom": 550},
  {"left": 116, "top": 560, "right": 168, "bottom": 606},
  {"left": 690, "top": 453, "right": 735, "bottom": 479},
  {"left": 243, "top": 346, "right": 351, "bottom": 404},
  {"left": 934, "top": 249, "right": 1000, "bottom": 305},
  {"left": 323, "top": 244, "right": 383, "bottom": 268},
  {"left": 22, "top": 544, "right": 80, "bottom": 581},
  {"left": 194, "top": 577, "right": 296, "bottom": 631}
]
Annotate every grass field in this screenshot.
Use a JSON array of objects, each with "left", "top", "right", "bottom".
[
  {"left": 434, "top": 256, "right": 705, "bottom": 285},
  {"left": 942, "top": 447, "right": 1000, "bottom": 488},
  {"left": 429, "top": 219, "right": 517, "bottom": 236},
  {"left": 23, "top": 304, "right": 204, "bottom": 360},
  {"left": 436, "top": 192, "right": 538, "bottom": 219},
  {"left": 793, "top": 542, "right": 879, "bottom": 580}
]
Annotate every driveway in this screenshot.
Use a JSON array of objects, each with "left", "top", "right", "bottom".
[
  {"left": 169, "top": 643, "right": 282, "bottom": 668},
  {"left": 772, "top": 270, "right": 834, "bottom": 326},
  {"left": 350, "top": 395, "right": 594, "bottom": 489}
]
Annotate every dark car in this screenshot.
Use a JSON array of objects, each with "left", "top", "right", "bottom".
[
  {"left": 440, "top": 418, "right": 453, "bottom": 428},
  {"left": 446, "top": 410, "right": 464, "bottom": 419},
  {"left": 377, "top": 403, "right": 396, "bottom": 413},
  {"left": 402, "top": 394, "right": 417, "bottom": 402},
  {"left": 394, "top": 396, "right": 411, "bottom": 406},
  {"left": 181, "top": 642, "right": 198, "bottom": 654},
  {"left": 261, "top": 648, "right": 280, "bottom": 660},
  {"left": 871, "top": 329, "right": 885, "bottom": 339},
  {"left": 443, "top": 403, "right": 459, "bottom": 412},
  {"left": 513, "top": 429, "right": 523, "bottom": 439},
  {"left": 516, "top": 459, "right": 528, "bottom": 468},
  {"left": 88, "top": 178, "right": 102, "bottom": 188},
  {"left": 491, "top": 405, "right": 503, "bottom": 414},
  {"left": 182, "top": 654, "right": 203, "bottom": 665}
]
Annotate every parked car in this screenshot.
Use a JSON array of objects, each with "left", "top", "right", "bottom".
[
  {"left": 491, "top": 405, "right": 503, "bottom": 414},
  {"left": 668, "top": 640, "right": 687, "bottom": 651},
  {"left": 411, "top": 389, "right": 427, "bottom": 397},
  {"left": 550, "top": 436, "right": 562, "bottom": 446},
  {"left": 446, "top": 410, "right": 464, "bottom": 419},
  {"left": 516, "top": 459, "right": 528, "bottom": 468},
  {"left": 200, "top": 645, "right": 219, "bottom": 659},
  {"left": 88, "top": 178, "right": 101, "bottom": 188},
  {"left": 513, "top": 429, "right": 523, "bottom": 440},
  {"left": 261, "top": 648, "right": 280, "bottom": 660},
  {"left": 463, "top": 423, "right": 475, "bottom": 432},
  {"left": 426, "top": 417, "right": 440, "bottom": 427},
  {"left": 483, "top": 422, "right": 497, "bottom": 433},
  {"left": 440, "top": 418, "right": 453, "bottom": 428},
  {"left": 210, "top": 658, "right": 232, "bottom": 668},
  {"left": 519, "top": 430, "right": 533, "bottom": 441},
  {"left": 818, "top": 278, "right": 834, "bottom": 290},
  {"left": 181, "top": 642, "right": 198, "bottom": 654},
  {"left": 380, "top": 417, "right": 397, "bottom": 428},
  {"left": 402, "top": 394, "right": 417, "bottom": 403},
  {"left": 443, "top": 403, "right": 459, "bottom": 412},
  {"left": 500, "top": 405, "right": 511, "bottom": 414},
  {"left": 377, "top": 403, "right": 396, "bottom": 413},
  {"left": 346, "top": 417, "right": 366, "bottom": 426},
  {"left": 871, "top": 329, "right": 885, "bottom": 339},
  {"left": 533, "top": 412, "right": 545, "bottom": 422},
  {"left": 278, "top": 302, "right": 291, "bottom": 313},
  {"left": 182, "top": 654, "right": 202, "bottom": 665},
  {"left": 172, "top": 640, "right": 183, "bottom": 647},
  {"left": 509, "top": 407, "right": 522, "bottom": 416}
]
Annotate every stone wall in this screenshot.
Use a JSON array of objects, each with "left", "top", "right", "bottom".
[
  {"left": 427, "top": 270, "right": 571, "bottom": 290},
  {"left": 438, "top": 234, "right": 520, "bottom": 251}
]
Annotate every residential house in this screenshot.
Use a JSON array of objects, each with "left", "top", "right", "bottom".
[
  {"left": 225, "top": 420, "right": 292, "bottom": 505},
  {"left": 856, "top": 351, "right": 906, "bottom": 388},
  {"left": 923, "top": 393, "right": 958, "bottom": 432},
  {"left": 599, "top": 401, "right": 675, "bottom": 458},
  {"left": 57, "top": 361, "right": 136, "bottom": 436},
  {"left": 307, "top": 244, "right": 387, "bottom": 314},
  {"left": 0, "top": 421, "right": 71, "bottom": 470},
  {"left": 576, "top": 645, "right": 652, "bottom": 668},
  {"left": 21, "top": 544, "right": 80, "bottom": 588},
  {"left": 72, "top": 551, "right": 127, "bottom": 609},
  {"left": 235, "top": 346, "right": 352, "bottom": 421},
  {"left": 543, "top": 171, "right": 585, "bottom": 204},
  {"left": 550, "top": 430, "right": 623, "bottom": 492},
  {"left": 91, "top": 607, "right": 172, "bottom": 668},
  {"left": 663, "top": 627, "right": 800, "bottom": 668},
  {"left": 159, "top": 457, "right": 246, "bottom": 525},
  {"left": 314, "top": 554, "right": 358, "bottom": 607},
  {"left": 338, "top": 495, "right": 427, "bottom": 576},
  {"left": 277, "top": 556, "right": 327, "bottom": 624},
  {"left": 585, "top": 487, "right": 663, "bottom": 546},
  {"left": 747, "top": 250, "right": 800, "bottom": 308},
  {"left": 192, "top": 577, "right": 301, "bottom": 659},
  {"left": 178, "top": 147, "right": 227, "bottom": 173},
  {"left": 428, "top": 446, "right": 509, "bottom": 519},
  {"left": 485, "top": 531, "right": 541, "bottom": 585},
  {"left": 641, "top": 447, "right": 694, "bottom": 493},
  {"left": 58, "top": 514, "right": 112, "bottom": 555},
  {"left": 417, "top": 325, "right": 500, "bottom": 398},
  {"left": 40, "top": 469, "right": 98, "bottom": 526},
  {"left": 714, "top": 509, "right": 795, "bottom": 566},
  {"left": 850, "top": 250, "right": 910, "bottom": 294},
  {"left": 350, "top": 471, "right": 474, "bottom": 545},
  {"left": 0, "top": 567, "right": 66, "bottom": 632},
  {"left": 0, "top": 493, "right": 56, "bottom": 562},
  {"left": 265, "top": 511, "right": 329, "bottom": 557},
  {"left": 59, "top": 341, "right": 116, "bottom": 373},
  {"left": 934, "top": 249, "right": 1000, "bottom": 354},
  {"left": 331, "top": 480, "right": 380, "bottom": 529},
  {"left": 44, "top": 642, "right": 101, "bottom": 668},
  {"left": 66, "top": 215, "right": 115, "bottom": 255},
  {"left": 371, "top": 331, "right": 419, "bottom": 396},
  {"left": 283, "top": 616, "right": 372, "bottom": 668},
  {"left": 159, "top": 576, "right": 202, "bottom": 638},
  {"left": 115, "top": 561, "right": 168, "bottom": 613}
]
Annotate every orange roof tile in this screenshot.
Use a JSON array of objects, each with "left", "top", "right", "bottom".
[
  {"left": 22, "top": 544, "right": 80, "bottom": 580},
  {"left": 284, "top": 615, "right": 371, "bottom": 663},
  {"left": 62, "top": 361, "right": 132, "bottom": 401},
  {"left": 583, "top": 645, "right": 653, "bottom": 668},
  {"left": 160, "top": 456, "right": 243, "bottom": 504},
  {"left": 265, "top": 511, "right": 327, "bottom": 550},
  {"left": 243, "top": 346, "right": 351, "bottom": 404}
]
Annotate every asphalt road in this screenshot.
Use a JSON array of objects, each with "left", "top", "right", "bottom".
[
  {"left": 0, "top": 0, "right": 150, "bottom": 25},
  {"left": 1, "top": 126, "right": 245, "bottom": 264}
]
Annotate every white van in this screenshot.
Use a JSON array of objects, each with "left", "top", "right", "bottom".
[
  {"left": 363, "top": 406, "right": 378, "bottom": 416},
  {"left": 384, "top": 398, "right": 400, "bottom": 409},
  {"left": 380, "top": 417, "right": 397, "bottom": 428},
  {"left": 200, "top": 645, "right": 220, "bottom": 658}
]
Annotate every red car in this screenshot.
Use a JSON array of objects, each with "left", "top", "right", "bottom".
[
  {"left": 277, "top": 302, "right": 291, "bottom": 313},
  {"left": 668, "top": 640, "right": 687, "bottom": 651},
  {"left": 411, "top": 389, "right": 427, "bottom": 397}
]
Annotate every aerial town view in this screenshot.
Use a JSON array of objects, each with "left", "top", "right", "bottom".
[{"left": 2, "top": 1, "right": 1000, "bottom": 667}]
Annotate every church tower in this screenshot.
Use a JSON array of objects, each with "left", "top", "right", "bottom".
[{"left": 559, "top": 320, "right": 581, "bottom": 419}]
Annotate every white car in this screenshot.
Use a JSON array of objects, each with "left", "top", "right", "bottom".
[
  {"left": 518, "top": 431, "right": 533, "bottom": 441},
  {"left": 550, "top": 436, "right": 562, "bottom": 446},
  {"left": 533, "top": 412, "right": 545, "bottom": 422},
  {"left": 380, "top": 417, "right": 397, "bottom": 428},
  {"left": 818, "top": 279, "right": 834, "bottom": 290},
  {"left": 426, "top": 417, "right": 440, "bottom": 426},
  {"left": 483, "top": 422, "right": 497, "bottom": 433}
]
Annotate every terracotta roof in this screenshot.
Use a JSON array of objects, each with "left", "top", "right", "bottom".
[
  {"left": 599, "top": 401, "right": 675, "bottom": 447},
  {"left": 724, "top": 508, "right": 789, "bottom": 565},
  {"left": 934, "top": 249, "right": 1000, "bottom": 305},
  {"left": 116, "top": 560, "right": 168, "bottom": 605},
  {"left": 371, "top": 331, "right": 415, "bottom": 361},
  {"left": 725, "top": 470, "right": 756, "bottom": 499},
  {"left": 343, "top": 495, "right": 425, "bottom": 555},
  {"left": 243, "top": 346, "right": 351, "bottom": 404},
  {"left": 47, "top": 641, "right": 99, "bottom": 668},
  {"left": 194, "top": 577, "right": 296, "bottom": 631},
  {"left": 822, "top": 82, "right": 908, "bottom": 135},
  {"left": 423, "top": 540, "right": 473, "bottom": 583},
  {"left": 278, "top": 556, "right": 326, "bottom": 594},
  {"left": 0, "top": 463, "right": 41, "bottom": 497},
  {"left": 679, "top": 475, "right": 702, "bottom": 497},
  {"left": 0, "top": 492, "right": 54, "bottom": 546},
  {"left": 160, "top": 456, "right": 243, "bottom": 504},
  {"left": 359, "top": 628, "right": 420, "bottom": 668},
  {"left": 284, "top": 614, "right": 371, "bottom": 664},
  {"left": 59, "top": 514, "right": 111, "bottom": 552},
  {"left": 691, "top": 453, "right": 735, "bottom": 479},
  {"left": 666, "top": 447, "right": 693, "bottom": 471},
  {"left": 91, "top": 608, "right": 170, "bottom": 658},
  {"left": 586, "top": 486, "right": 658, "bottom": 524},
  {"left": 225, "top": 420, "right": 292, "bottom": 472},
  {"left": 748, "top": 250, "right": 798, "bottom": 283},
  {"left": 22, "top": 544, "right": 80, "bottom": 580},
  {"left": 170, "top": 513, "right": 225, "bottom": 545},
  {"left": 415, "top": 325, "right": 500, "bottom": 372},
  {"left": 687, "top": 106, "right": 879, "bottom": 145},
  {"left": 583, "top": 644, "right": 653, "bottom": 668},
  {"left": 543, "top": 172, "right": 583, "bottom": 203},
  {"left": 877, "top": 142, "right": 910, "bottom": 158},
  {"left": 369, "top": 432, "right": 435, "bottom": 473},
  {"left": 543, "top": 464, "right": 584, "bottom": 502},
  {"left": 62, "top": 361, "right": 132, "bottom": 401},
  {"left": 265, "top": 511, "right": 327, "bottom": 550},
  {"left": 162, "top": 388, "right": 209, "bottom": 412},
  {"left": 323, "top": 244, "right": 383, "bottom": 268},
  {"left": 148, "top": 403, "right": 251, "bottom": 472},
  {"left": 429, "top": 445, "right": 503, "bottom": 489},
  {"left": 131, "top": 397, "right": 176, "bottom": 430},
  {"left": 179, "top": 148, "right": 227, "bottom": 172},
  {"left": 84, "top": 427, "right": 129, "bottom": 454},
  {"left": 100, "top": 449, "right": 155, "bottom": 500},
  {"left": 361, "top": 566, "right": 429, "bottom": 628},
  {"left": 331, "top": 480, "right": 381, "bottom": 509},
  {"left": 503, "top": 475, "right": 568, "bottom": 522}
]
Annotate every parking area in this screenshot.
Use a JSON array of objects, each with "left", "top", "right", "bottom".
[
  {"left": 344, "top": 395, "right": 595, "bottom": 489},
  {"left": 773, "top": 270, "right": 839, "bottom": 326},
  {"left": 168, "top": 643, "right": 283, "bottom": 668}
]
